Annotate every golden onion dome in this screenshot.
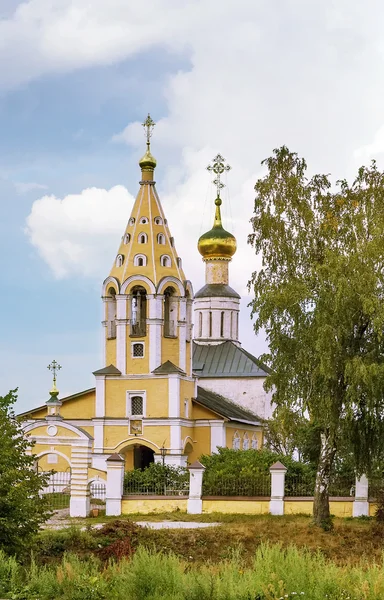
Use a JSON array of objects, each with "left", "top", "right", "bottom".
[
  {"left": 139, "top": 143, "right": 157, "bottom": 171},
  {"left": 198, "top": 197, "right": 237, "bottom": 261}
]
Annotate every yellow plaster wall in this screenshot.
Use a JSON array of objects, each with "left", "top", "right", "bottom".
[
  {"left": 179, "top": 380, "right": 194, "bottom": 415},
  {"left": 161, "top": 335, "right": 180, "bottom": 366},
  {"left": 36, "top": 453, "right": 71, "bottom": 471},
  {"left": 191, "top": 425, "right": 210, "bottom": 459},
  {"left": 104, "top": 425, "right": 127, "bottom": 449},
  {"left": 284, "top": 500, "right": 353, "bottom": 518},
  {"left": 77, "top": 425, "right": 94, "bottom": 439},
  {"left": 146, "top": 379, "right": 169, "bottom": 417},
  {"left": 141, "top": 425, "right": 170, "bottom": 449},
  {"left": 28, "top": 390, "right": 96, "bottom": 420},
  {"left": 192, "top": 404, "right": 219, "bottom": 420},
  {"left": 203, "top": 499, "right": 270, "bottom": 514},
  {"left": 121, "top": 498, "right": 188, "bottom": 514},
  {"left": 106, "top": 338, "right": 117, "bottom": 367},
  {"left": 126, "top": 342, "right": 150, "bottom": 374},
  {"left": 123, "top": 448, "right": 134, "bottom": 471},
  {"left": 225, "top": 426, "right": 261, "bottom": 449},
  {"left": 105, "top": 378, "right": 170, "bottom": 418},
  {"left": 105, "top": 380, "right": 126, "bottom": 417},
  {"left": 88, "top": 468, "right": 107, "bottom": 481}
]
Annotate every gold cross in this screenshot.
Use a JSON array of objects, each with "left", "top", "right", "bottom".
[
  {"left": 142, "top": 113, "right": 155, "bottom": 146},
  {"left": 207, "top": 154, "right": 231, "bottom": 197},
  {"left": 47, "top": 359, "right": 62, "bottom": 385}
]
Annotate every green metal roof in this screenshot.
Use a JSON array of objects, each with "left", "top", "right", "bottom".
[
  {"left": 93, "top": 364, "right": 121, "bottom": 376},
  {"left": 196, "top": 386, "right": 262, "bottom": 424},
  {"left": 195, "top": 283, "right": 241, "bottom": 299},
  {"left": 192, "top": 341, "right": 270, "bottom": 378}
]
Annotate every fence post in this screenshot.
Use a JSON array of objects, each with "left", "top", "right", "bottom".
[
  {"left": 269, "top": 461, "right": 287, "bottom": 516},
  {"left": 106, "top": 453, "right": 125, "bottom": 516},
  {"left": 187, "top": 461, "right": 205, "bottom": 515},
  {"left": 353, "top": 474, "right": 369, "bottom": 517}
]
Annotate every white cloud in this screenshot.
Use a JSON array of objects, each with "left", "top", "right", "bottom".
[
  {"left": 19, "top": 0, "right": 384, "bottom": 356},
  {"left": 25, "top": 185, "right": 134, "bottom": 279},
  {"left": 354, "top": 125, "right": 384, "bottom": 161},
  {"left": 14, "top": 181, "right": 48, "bottom": 194}
]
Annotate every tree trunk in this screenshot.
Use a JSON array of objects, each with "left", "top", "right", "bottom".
[{"left": 313, "top": 431, "right": 336, "bottom": 528}]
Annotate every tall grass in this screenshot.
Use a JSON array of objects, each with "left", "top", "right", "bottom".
[{"left": 1, "top": 544, "right": 384, "bottom": 599}]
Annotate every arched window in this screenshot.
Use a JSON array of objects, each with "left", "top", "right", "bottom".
[
  {"left": 130, "top": 395, "right": 144, "bottom": 416},
  {"left": 220, "top": 311, "right": 225, "bottom": 337},
  {"left": 209, "top": 311, "right": 212, "bottom": 337},
  {"left": 138, "top": 232, "right": 148, "bottom": 244},
  {"left": 107, "top": 287, "right": 117, "bottom": 339},
  {"left": 164, "top": 286, "right": 177, "bottom": 337},
  {"left": 199, "top": 312, "right": 203, "bottom": 337},
  {"left": 235, "top": 312, "right": 239, "bottom": 339},
  {"left": 154, "top": 216, "right": 163, "bottom": 225},
  {"left": 116, "top": 254, "right": 124, "bottom": 267},
  {"left": 251, "top": 434, "right": 258, "bottom": 450},
  {"left": 177, "top": 257, "right": 182, "bottom": 268},
  {"left": 140, "top": 217, "right": 148, "bottom": 224},
  {"left": 134, "top": 254, "right": 147, "bottom": 267},
  {"left": 170, "top": 236, "right": 174, "bottom": 247},
  {"left": 130, "top": 286, "right": 147, "bottom": 337},
  {"left": 161, "top": 255, "right": 171, "bottom": 267},
  {"left": 157, "top": 233, "right": 165, "bottom": 245},
  {"left": 129, "top": 217, "right": 135, "bottom": 226},
  {"left": 233, "top": 432, "right": 240, "bottom": 451},
  {"left": 124, "top": 233, "right": 130, "bottom": 244},
  {"left": 243, "top": 433, "right": 249, "bottom": 450}
]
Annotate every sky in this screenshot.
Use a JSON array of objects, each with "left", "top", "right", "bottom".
[{"left": 2, "top": 0, "right": 384, "bottom": 412}]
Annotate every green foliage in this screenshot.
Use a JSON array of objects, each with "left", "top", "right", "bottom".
[
  {"left": 248, "top": 147, "right": 384, "bottom": 523},
  {"left": 0, "top": 389, "right": 51, "bottom": 556},
  {"left": 123, "top": 462, "right": 189, "bottom": 495},
  {"left": 1, "top": 544, "right": 384, "bottom": 599}
]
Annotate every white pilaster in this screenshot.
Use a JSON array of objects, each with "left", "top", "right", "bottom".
[
  {"left": 116, "top": 323, "right": 127, "bottom": 374},
  {"left": 170, "top": 424, "right": 182, "bottom": 451},
  {"left": 168, "top": 375, "right": 180, "bottom": 418},
  {"left": 69, "top": 443, "right": 92, "bottom": 518},
  {"left": 210, "top": 422, "right": 225, "bottom": 453},
  {"left": 95, "top": 377, "right": 105, "bottom": 418},
  {"left": 269, "top": 461, "right": 287, "bottom": 516},
  {"left": 353, "top": 474, "right": 369, "bottom": 517},
  {"left": 93, "top": 420, "right": 104, "bottom": 453}
]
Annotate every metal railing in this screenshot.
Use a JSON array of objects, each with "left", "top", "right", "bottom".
[
  {"left": 90, "top": 481, "right": 106, "bottom": 510},
  {"left": 284, "top": 473, "right": 355, "bottom": 497},
  {"left": 123, "top": 479, "right": 189, "bottom": 497},
  {"left": 202, "top": 473, "right": 271, "bottom": 497},
  {"left": 40, "top": 471, "right": 71, "bottom": 509}
]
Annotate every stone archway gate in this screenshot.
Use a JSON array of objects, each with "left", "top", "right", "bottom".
[{"left": 23, "top": 419, "right": 94, "bottom": 517}]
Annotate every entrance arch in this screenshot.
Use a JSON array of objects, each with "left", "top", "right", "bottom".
[{"left": 133, "top": 445, "right": 154, "bottom": 470}]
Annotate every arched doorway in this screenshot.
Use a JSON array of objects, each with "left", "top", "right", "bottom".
[{"left": 133, "top": 445, "right": 155, "bottom": 470}]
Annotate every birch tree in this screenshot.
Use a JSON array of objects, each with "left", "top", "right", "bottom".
[{"left": 248, "top": 147, "right": 384, "bottom": 527}]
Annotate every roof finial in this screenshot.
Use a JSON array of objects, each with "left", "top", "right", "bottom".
[
  {"left": 47, "top": 359, "right": 61, "bottom": 396},
  {"left": 139, "top": 114, "right": 157, "bottom": 175},
  {"left": 142, "top": 113, "right": 155, "bottom": 150},
  {"left": 207, "top": 154, "right": 231, "bottom": 199}
]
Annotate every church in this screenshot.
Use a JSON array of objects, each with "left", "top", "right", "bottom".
[{"left": 22, "top": 116, "right": 272, "bottom": 484}]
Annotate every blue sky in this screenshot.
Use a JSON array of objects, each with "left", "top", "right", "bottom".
[{"left": 1, "top": 0, "right": 384, "bottom": 412}]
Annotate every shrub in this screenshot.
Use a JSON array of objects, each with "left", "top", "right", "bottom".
[{"left": 123, "top": 463, "right": 189, "bottom": 495}]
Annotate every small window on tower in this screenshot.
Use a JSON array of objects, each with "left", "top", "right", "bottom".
[
  {"left": 134, "top": 254, "right": 147, "bottom": 267},
  {"left": 132, "top": 342, "right": 144, "bottom": 358},
  {"left": 124, "top": 233, "right": 131, "bottom": 244},
  {"left": 154, "top": 216, "right": 163, "bottom": 225},
  {"left": 129, "top": 218, "right": 135, "bottom": 226},
  {"left": 138, "top": 232, "right": 148, "bottom": 244},
  {"left": 161, "top": 255, "right": 171, "bottom": 267},
  {"left": 170, "top": 236, "right": 174, "bottom": 247},
  {"left": 131, "top": 396, "right": 143, "bottom": 416},
  {"left": 116, "top": 254, "right": 124, "bottom": 267},
  {"left": 157, "top": 233, "right": 165, "bottom": 245},
  {"left": 140, "top": 217, "right": 149, "bottom": 224}
]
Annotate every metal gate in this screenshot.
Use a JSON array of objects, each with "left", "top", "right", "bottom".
[
  {"left": 40, "top": 469, "right": 71, "bottom": 510},
  {"left": 89, "top": 480, "right": 106, "bottom": 512}
]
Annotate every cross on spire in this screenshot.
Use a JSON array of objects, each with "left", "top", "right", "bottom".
[
  {"left": 207, "top": 154, "right": 231, "bottom": 198},
  {"left": 47, "top": 359, "right": 62, "bottom": 386},
  {"left": 142, "top": 113, "right": 155, "bottom": 147}
]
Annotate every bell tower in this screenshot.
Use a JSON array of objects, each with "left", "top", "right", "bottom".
[
  {"left": 102, "top": 115, "right": 194, "bottom": 375},
  {"left": 94, "top": 115, "right": 195, "bottom": 468}
]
